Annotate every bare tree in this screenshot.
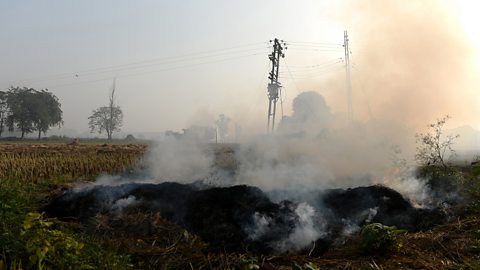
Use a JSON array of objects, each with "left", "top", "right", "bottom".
[
  {"left": 415, "top": 115, "right": 459, "bottom": 171},
  {"left": 88, "top": 80, "right": 123, "bottom": 140}
]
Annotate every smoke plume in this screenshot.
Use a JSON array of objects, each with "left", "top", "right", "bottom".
[
  {"left": 326, "top": 0, "right": 478, "bottom": 129},
  {"left": 65, "top": 0, "right": 476, "bottom": 255}
]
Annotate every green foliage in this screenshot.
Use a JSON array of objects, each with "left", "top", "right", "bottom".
[
  {"left": 31, "top": 90, "right": 63, "bottom": 139},
  {"left": 360, "top": 223, "right": 404, "bottom": 255},
  {"left": 0, "top": 90, "right": 8, "bottom": 137},
  {"left": 1, "top": 158, "right": 134, "bottom": 270},
  {"left": 21, "top": 212, "right": 84, "bottom": 269},
  {"left": 417, "top": 166, "right": 465, "bottom": 198},
  {"left": 0, "top": 188, "right": 27, "bottom": 266},
  {"left": 20, "top": 212, "right": 133, "bottom": 270},
  {"left": 472, "top": 162, "right": 480, "bottom": 179},
  {"left": 4, "top": 86, "right": 62, "bottom": 139},
  {"left": 5, "top": 87, "right": 37, "bottom": 137}
]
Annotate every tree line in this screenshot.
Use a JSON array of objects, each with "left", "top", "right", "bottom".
[
  {"left": 0, "top": 87, "right": 63, "bottom": 139},
  {"left": 0, "top": 84, "right": 124, "bottom": 140}
]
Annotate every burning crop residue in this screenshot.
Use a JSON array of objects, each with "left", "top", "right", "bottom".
[
  {"left": 45, "top": 182, "right": 446, "bottom": 255},
  {"left": 42, "top": 89, "right": 457, "bottom": 257}
]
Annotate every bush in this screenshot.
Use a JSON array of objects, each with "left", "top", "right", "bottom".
[
  {"left": 415, "top": 115, "right": 459, "bottom": 172},
  {"left": 21, "top": 212, "right": 133, "bottom": 270},
  {"left": 360, "top": 223, "right": 404, "bottom": 255},
  {"left": 0, "top": 188, "right": 27, "bottom": 266},
  {"left": 21, "top": 212, "right": 85, "bottom": 269}
]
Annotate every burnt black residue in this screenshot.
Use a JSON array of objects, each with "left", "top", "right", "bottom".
[{"left": 44, "top": 183, "right": 446, "bottom": 255}]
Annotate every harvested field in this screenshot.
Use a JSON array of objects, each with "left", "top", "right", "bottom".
[
  {"left": 0, "top": 143, "right": 146, "bottom": 182},
  {"left": 2, "top": 143, "right": 480, "bottom": 269}
]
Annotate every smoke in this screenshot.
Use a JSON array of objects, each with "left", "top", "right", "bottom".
[
  {"left": 277, "top": 92, "right": 333, "bottom": 136},
  {"left": 111, "top": 195, "right": 138, "bottom": 215},
  {"left": 230, "top": 91, "right": 404, "bottom": 192},
  {"left": 67, "top": 0, "right": 475, "bottom": 254},
  {"left": 229, "top": 0, "right": 479, "bottom": 195},
  {"left": 88, "top": 1, "right": 477, "bottom": 194},
  {"left": 273, "top": 203, "right": 326, "bottom": 254},
  {"left": 145, "top": 137, "right": 213, "bottom": 183},
  {"left": 326, "top": 0, "right": 478, "bottom": 129},
  {"left": 247, "top": 202, "right": 326, "bottom": 254}
]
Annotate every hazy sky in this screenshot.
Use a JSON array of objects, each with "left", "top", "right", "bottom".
[{"left": 1, "top": 0, "right": 479, "bottom": 135}]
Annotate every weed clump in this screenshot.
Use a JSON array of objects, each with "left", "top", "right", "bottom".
[{"left": 360, "top": 223, "right": 404, "bottom": 255}]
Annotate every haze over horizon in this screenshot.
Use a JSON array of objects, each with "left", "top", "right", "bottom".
[{"left": 1, "top": 0, "right": 480, "bottom": 136}]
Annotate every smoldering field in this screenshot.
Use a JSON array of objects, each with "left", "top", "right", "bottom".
[
  {"left": 47, "top": 0, "right": 480, "bottom": 257},
  {"left": 46, "top": 92, "right": 451, "bottom": 255}
]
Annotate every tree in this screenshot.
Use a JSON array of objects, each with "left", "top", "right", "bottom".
[
  {"left": 32, "top": 90, "right": 63, "bottom": 139},
  {"left": 6, "top": 87, "right": 36, "bottom": 138},
  {"left": 0, "top": 91, "right": 9, "bottom": 137},
  {"left": 415, "top": 115, "right": 459, "bottom": 171},
  {"left": 5, "top": 87, "right": 63, "bottom": 139},
  {"left": 88, "top": 81, "right": 123, "bottom": 140}
]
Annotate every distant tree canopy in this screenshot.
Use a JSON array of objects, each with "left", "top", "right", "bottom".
[
  {"left": 1, "top": 87, "right": 63, "bottom": 139},
  {"left": 0, "top": 91, "right": 8, "bottom": 137},
  {"left": 88, "top": 82, "right": 123, "bottom": 140},
  {"left": 88, "top": 106, "right": 123, "bottom": 140}
]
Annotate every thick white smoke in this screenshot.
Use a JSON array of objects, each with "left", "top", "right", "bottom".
[
  {"left": 145, "top": 136, "right": 213, "bottom": 183},
  {"left": 247, "top": 202, "right": 327, "bottom": 254},
  {"left": 231, "top": 91, "right": 408, "bottom": 192}
]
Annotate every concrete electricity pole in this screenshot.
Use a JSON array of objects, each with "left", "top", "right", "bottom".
[
  {"left": 267, "top": 38, "right": 286, "bottom": 133},
  {"left": 343, "top": 31, "right": 353, "bottom": 123}
]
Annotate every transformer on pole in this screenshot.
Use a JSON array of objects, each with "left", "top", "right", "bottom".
[{"left": 267, "top": 38, "right": 286, "bottom": 133}]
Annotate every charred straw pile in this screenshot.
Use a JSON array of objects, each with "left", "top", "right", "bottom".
[
  {"left": 0, "top": 144, "right": 145, "bottom": 182},
  {"left": 45, "top": 182, "right": 447, "bottom": 257}
]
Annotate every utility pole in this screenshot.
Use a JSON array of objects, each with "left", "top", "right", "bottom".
[
  {"left": 267, "top": 38, "right": 286, "bottom": 133},
  {"left": 343, "top": 31, "right": 353, "bottom": 123}
]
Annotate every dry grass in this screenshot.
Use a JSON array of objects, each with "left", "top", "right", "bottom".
[{"left": 0, "top": 144, "right": 146, "bottom": 183}]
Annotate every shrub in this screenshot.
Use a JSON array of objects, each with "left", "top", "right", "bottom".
[
  {"left": 21, "top": 212, "right": 85, "bottom": 269},
  {"left": 360, "top": 223, "right": 404, "bottom": 255},
  {"left": 20, "top": 213, "right": 133, "bottom": 270},
  {"left": 415, "top": 115, "right": 459, "bottom": 172}
]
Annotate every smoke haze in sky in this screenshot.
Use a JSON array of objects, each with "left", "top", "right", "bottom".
[{"left": 0, "top": 0, "right": 479, "bottom": 136}]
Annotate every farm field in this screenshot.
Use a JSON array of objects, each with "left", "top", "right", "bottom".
[
  {"left": 1, "top": 143, "right": 480, "bottom": 270},
  {"left": 0, "top": 143, "right": 146, "bottom": 182}
]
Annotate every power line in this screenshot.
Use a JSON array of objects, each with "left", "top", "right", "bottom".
[
  {"left": 279, "top": 59, "right": 343, "bottom": 75},
  {"left": 286, "top": 44, "right": 343, "bottom": 49},
  {"left": 279, "top": 65, "right": 343, "bottom": 80},
  {"left": 284, "top": 58, "right": 343, "bottom": 69},
  {"left": 47, "top": 51, "right": 268, "bottom": 88},
  {"left": 64, "top": 46, "right": 269, "bottom": 80},
  {"left": 3, "top": 42, "right": 269, "bottom": 86},
  {"left": 286, "top": 41, "right": 343, "bottom": 46},
  {"left": 282, "top": 58, "right": 301, "bottom": 94},
  {"left": 286, "top": 47, "right": 344, "bottom": 52}
]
